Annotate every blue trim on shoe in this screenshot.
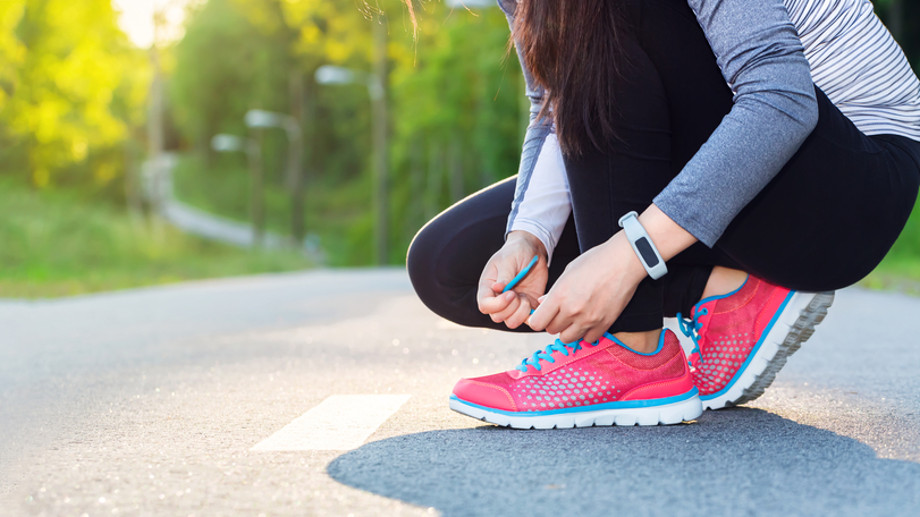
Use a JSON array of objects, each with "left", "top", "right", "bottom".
[
  {"left": 450, "top": 388, "right": 699, "bottom": 417},
  {"left": 602, "top": 329, "right": 666, "bottom": 356},
  {"left": 699, "top": 289, "right": 796, "bottom": 401}
]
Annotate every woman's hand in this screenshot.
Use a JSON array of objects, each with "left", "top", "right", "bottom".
[
  {"left": 527, "top": 231, "right": 648, "bottom": 344},
  {"left": 477, "top": 230, "right": 549, "bottom": 330},
  {"left": 521, "top": 205, "right": 697, "bottom": 343}
]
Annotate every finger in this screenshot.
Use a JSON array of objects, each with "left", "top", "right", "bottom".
[
  {"left": 582, "top": 326, "right": 606, "bottom": 345},
  {"left": 479, "top": 289, "right": 516, "bottom": 315},
  {"left": 476, "top": 261, "right": 501, "bottom": 302},
  {"left": 476, "top": 283, "right": 494, "bottom": 313},
  {"left": 476, "top": 276, "right": 497, "bottom": 308},
  {"left": 527, "top": 296, "right": 558, "bottom": 331},
  {"left": 490, "top": 293, "right": 521, "bottom": 323},
  {"left": 495, "top": 257, "right": 524, "bottom": 290},
  {"left": 504, "top": 294, "right": 533, "bottom": 329},
  {"left": 559, "top": 323, "right": 589, "bottom": 345},
  {"left": 520, "top": 292, "right": 542, "bottom": 311},
  {"left": 487, "top": 268, "right": 518, "bottom": 295},
  {"left": 545, "top": 312, "right": 570, "bottom": 336}
]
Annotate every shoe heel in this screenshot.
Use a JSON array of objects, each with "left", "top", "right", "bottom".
[{"left": 731, "top": 290, "right": 835, "bottom": 407}]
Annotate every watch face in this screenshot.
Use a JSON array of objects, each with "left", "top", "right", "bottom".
[{"left": 635, "top": 237, "right": 660, "bottom": 267}]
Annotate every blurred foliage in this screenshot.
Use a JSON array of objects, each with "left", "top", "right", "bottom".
[
  {"left": 0, "top": 0, "right": 149, "bottom": 192},
  {"left": 165, "top": 0, "right": 920, "bottom": 266},
  {"left": 168, "top": 0, "right": 525, "bottom": 264},
  {"left": 169, "top": 0, "right": 296, "bottom": 160},
  {"left": 0, "top": 0, "right": 919, "bottom": 287}
]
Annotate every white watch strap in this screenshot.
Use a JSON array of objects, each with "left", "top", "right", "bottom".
[{"left": 618, "top": 211, "right": 668, "bottom": 280}]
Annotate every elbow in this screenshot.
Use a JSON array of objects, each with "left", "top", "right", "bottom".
[
  {"left": 771, "top": 79, "right": 819, "bottom": 137},
  {"left": 747, "top": 85, "right": 819, "bottom": 142},
  {"left": 783, "top": 70, "right": 819, "bottom": 137},
  {"left": 799, "top": 91, "right": 819, "bottom": 136}
]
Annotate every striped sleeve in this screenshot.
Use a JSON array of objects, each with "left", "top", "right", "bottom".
[{"left": 785, "top": 0, "right": 920, "bottom": 140}]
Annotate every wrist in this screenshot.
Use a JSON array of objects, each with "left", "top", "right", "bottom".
[
  {"left": 606, "top": 232, "right": 650, "bottom": 282},
  {"left": 507, "top": 230, "right": 548, "bottom": 261},
  {"left": 618, "top": 211, "right": 668, "bottom": 280}
]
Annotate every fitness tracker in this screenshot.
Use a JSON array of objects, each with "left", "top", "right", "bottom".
[{"left": 618, "top": 211, "right": 668, "bottom": 280}]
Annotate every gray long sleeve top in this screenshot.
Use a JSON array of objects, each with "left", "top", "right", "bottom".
[
  {"left": 655, "top": 0, "right": 817, "bottom": 245},
  {"left": 500, "top": 0, "right": 920, "bottom": 250}
]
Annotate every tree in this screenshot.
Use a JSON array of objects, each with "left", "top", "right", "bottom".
[
  {"left": 2, "top": 0, "right": 149, "bottom": 190},
  {"left": 387, "top": 3, "right": 524, "bottom": 253},
  {"left": 166, "top": 0, "right": 527, "bottom": 264},
  {"left": 169, "top": 0, "right": 294, "bottom": 159}
]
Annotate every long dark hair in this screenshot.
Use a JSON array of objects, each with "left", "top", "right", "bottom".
[{"left": 513, "top": 0, "right": 624, "bottom": 155}]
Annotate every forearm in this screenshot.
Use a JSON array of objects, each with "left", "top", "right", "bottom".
[{"left": 637, "top": 204, "right": 698, "bottom": 263}]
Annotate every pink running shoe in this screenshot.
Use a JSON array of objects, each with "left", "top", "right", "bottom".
[
  {"left": 678, "top": 275, "right": 834, "bottom": 410},
  {"left": 449, "top": 329, "right": 702, "bottom": 429}
]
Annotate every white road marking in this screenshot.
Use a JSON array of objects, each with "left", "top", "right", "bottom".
[{"left": 251, "top": 394, "right": 411, "bottom": 451}]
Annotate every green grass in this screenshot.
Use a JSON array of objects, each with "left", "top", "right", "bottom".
[
  {"left": 172, "top": 153, "right": 377, "bottom": 266},
  {"left": 0, "top": 177, "right": 312, "bottom": 299}
]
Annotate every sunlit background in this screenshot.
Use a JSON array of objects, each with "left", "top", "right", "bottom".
[{"left": 1, "top": 0, "right": 918, "bottom": 298}]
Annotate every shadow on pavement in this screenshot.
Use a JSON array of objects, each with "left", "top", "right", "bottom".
[{"left": 328, "top": 408, "right": 920, "bottom": 516}]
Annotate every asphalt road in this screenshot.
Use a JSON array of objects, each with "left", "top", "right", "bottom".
[{"left": 1, "top": 269, "right": 918, "bottom": 516}]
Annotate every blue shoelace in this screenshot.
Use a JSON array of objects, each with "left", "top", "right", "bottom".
[
  {"left": 516, "top": 338, "right": 599, "bottom": 372},
  {"left": 677, "top": 307, "right": 708, "bottom": 364}
]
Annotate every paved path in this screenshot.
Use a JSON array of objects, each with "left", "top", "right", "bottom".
[
  {"left": 1, "top": 270, "right": 918, "bottom": 516},
  {"left": 142, "top": 154, "right": 325, "bottom": 262}
]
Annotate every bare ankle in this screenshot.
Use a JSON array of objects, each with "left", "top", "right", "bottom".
[
  {"left": 702, "top": 266, "right": 748, "bottom": 300},
  {"left": 612, "top": 330, "right": 660, "bottom": 354}
]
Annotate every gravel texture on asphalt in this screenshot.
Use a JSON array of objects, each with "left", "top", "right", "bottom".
[{"left": 1, "top": 269, "right": 917, "bottom": 516}]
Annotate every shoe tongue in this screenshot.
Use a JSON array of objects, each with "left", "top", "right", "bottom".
[
  {"left": 696, "top": 276, "right": 757, "bottom": 317},
  {"left": 606, "top": 332, "right": 675, "bottom": 369},
  {"left": 712, "top": 275, "right": 759, "bottom": 313}
]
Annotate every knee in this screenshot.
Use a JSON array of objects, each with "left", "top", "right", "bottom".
[
  {"left": 406, "top": 222, "right": 435, "bottom": 296},
  {"left": 406, "top": 216, "right": 492, "bottom": 328},
  {"left": 406, "top": 218, "right": 451, "bottom": 314}
]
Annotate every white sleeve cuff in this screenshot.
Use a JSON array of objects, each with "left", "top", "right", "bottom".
[
  {"left": 507, "top": 134, "right": 571, "bottom": 265},
  {"left": 509, "top": 218, "right": 562, "bottom": 265}
]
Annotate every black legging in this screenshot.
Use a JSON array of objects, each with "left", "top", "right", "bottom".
[{"left": 407, "top": 0, "right": 920, "bottom": 334}]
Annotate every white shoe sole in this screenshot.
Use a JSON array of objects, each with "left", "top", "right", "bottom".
[
  {"left": 449, "top": 393, "right": 703, "bottom": 430},
  {"left": 701, "top": 290, "right": 834, "bottom": 410}
]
